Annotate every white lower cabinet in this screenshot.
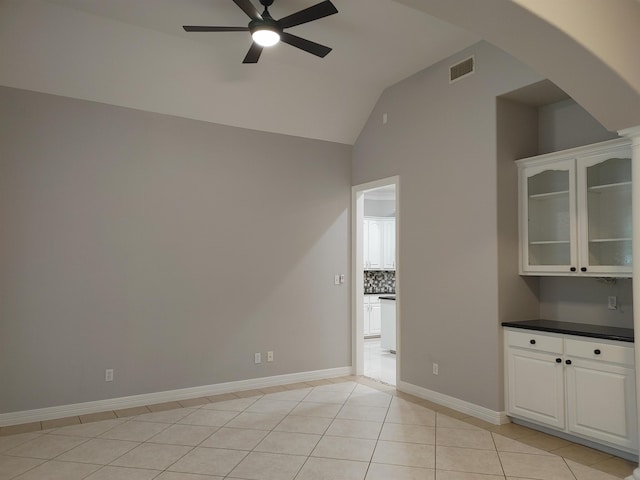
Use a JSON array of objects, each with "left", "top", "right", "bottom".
[
  {"left": 363, "top": 295, "right": 381, "bottom": 337},
  {"left": 505, "top": 328, "right": 637, "bottom": 453},
  {"left": 507, "top": 347, "right": 565, "bottom": 429}
]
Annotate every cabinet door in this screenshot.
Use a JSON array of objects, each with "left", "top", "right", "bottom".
[
  {"left": 577, "top": 148, "right": 632, "bottom": 276},
  {"left": 369, "top": 299, "right": 381, "bottom": 335},
  {"left": 363, "top": 298, "right": 370, "bottom": 336},
  {"left": 566, "top": 358, "right": 637, "bottom": 450},
  {"left": 363, "top": 219, "right": 370, "bottom": 268},
  {"left": 520, "top": 159, "right": 578, "bottom": 274},
  {"left": 507, "top": 348, "right": 565, "bottom": 429},
  {"left": 382, "top": 218, "right": 396, "bottom": 269},
  {"left": 367, "top": 220, "right": 383, "bottom": 269}
]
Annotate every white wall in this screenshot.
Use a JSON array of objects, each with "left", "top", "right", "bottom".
[
  {"left": 364, "top": 199, "right": 395, "bottom": 217},
  {"left": 352, "top": 41, "right": 541, "bottom": 411},
  {"left": 0, "top": 86, "right": 352, "bottom": 413}
]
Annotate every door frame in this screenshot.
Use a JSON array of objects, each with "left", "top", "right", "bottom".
[{"left": 351, "top": 176, "right": 399, "bottom": 380}]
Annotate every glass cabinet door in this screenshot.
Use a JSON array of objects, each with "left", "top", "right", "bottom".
[
  {"left": 522, "top": 159, "right": 577, "bottom": 272},
  {"left": 578, "top": 149, "right": 632, "bottom": 274}
]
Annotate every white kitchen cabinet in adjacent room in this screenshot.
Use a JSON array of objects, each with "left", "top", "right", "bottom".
[
  {"left": 363, "top": 218, "right": 383, "bottom": 269},
  {"left": 381, "top": 218, "right": 396, "bottom": 269},
  {"left": 363, "top": 217, "right": 395, "bottom": 270},
  {"left": 363, "top": 295, "right": 382, "bottom": 337}
]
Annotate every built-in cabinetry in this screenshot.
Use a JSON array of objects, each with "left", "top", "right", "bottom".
[
  {"left": 380, "top": 298, "right": 396, "bottom": 352},
  {"left": 517, "top": 138, "right": 632, "bottom": 276},
  {"left": 363, "top": 217, "right": 395, "bottom": 270},
  {"left": 363, "top": 295, "right": 381, "bottom": 337},
  {"left": 504, "top": 328, "right": 637, "bottom": 453}
]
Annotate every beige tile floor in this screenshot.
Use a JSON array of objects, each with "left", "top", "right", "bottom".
[
  {"left": 0, "top": 376, "right": 636, "bottom": 480},
  {"left": 364, "top": 339, "right": 396, "bottom": 386}
]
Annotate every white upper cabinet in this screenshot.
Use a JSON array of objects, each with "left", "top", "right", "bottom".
[
  {"left": 364, "top": 217, "right": 395, "bottom": 270},
  {"left": 517, "top": 139, "right": 632, "bottom": 277},
  {"left": 578, "top": 151, "right": 632, "bottom": 275},
  {"left": 363, "top": 218, "right": 383, "bottom": 269},
  {"left": 381, "top": 218, "right": 396, "bottom": 270}
]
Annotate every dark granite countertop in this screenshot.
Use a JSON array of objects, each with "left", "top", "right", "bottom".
[
  {"left": 378, "top": 295, "right": 396, "bottom": 301},
  {"left": 502, "top": 319, "right": 634, "bottom": 343}
]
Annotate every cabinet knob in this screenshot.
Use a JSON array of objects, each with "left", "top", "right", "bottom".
[
  {"left": 570, "top": 267, "right": 577, "bottom": 272},
  {"left": 580, "top": 267, "right": 587, "bottom": 272},
  {"left": 594, "top": 349, "right": 601, "bottom": 355},
  {"left": 529, "top": 339, "right": 536, "bottom": 345},
  {"left": 565, "top": 359, "right": 572, "bottom": 365},
  {"left": 556, "top": 358, "right": 562, "bottom": 363}
]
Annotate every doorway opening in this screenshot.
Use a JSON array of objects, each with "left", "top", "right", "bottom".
[{"left": 352, "top": 176, "right": 398, "bottom": 386}]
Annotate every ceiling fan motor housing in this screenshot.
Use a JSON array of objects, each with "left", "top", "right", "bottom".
[{"left": 249, "top": 17, "right": 281, "bottom": 36}]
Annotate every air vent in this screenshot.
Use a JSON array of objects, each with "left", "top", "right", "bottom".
[{"left": 449, "top": 56, "right": 475, "bottom": 83}]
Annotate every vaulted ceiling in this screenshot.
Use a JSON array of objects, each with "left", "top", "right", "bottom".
[
  {"left": 2, "top": 0, "right": 639, "bottom": 145},
  {"left": 0, "top": 0, "right": 479, "bottom": 144}
]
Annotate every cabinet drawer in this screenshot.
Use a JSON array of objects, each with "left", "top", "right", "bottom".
[
  {"left": 368, "top": 295, "right": 381, "bottom": 305},
  {"left": 507, "top": 330, "right": 563, "bottom": 354},
  {"left": 566, "top": 338, "right": 634, "bottom": 366}
]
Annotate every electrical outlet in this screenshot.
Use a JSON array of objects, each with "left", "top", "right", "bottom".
[
  {"left": 334, "top": 275, "right": 340, "bottom": 285},
  {"left": 432, "top": 363, "right": 438, "bottom": 375},
  {"left": 267, "top": 351, "right": 274, "bottom": 362},
  {"left": 608, "top": 296, "right": 618, "bottom": 310},
  {"left": 105, "top": 369, "right": 114, "bottom": 382},
  {"left": 254, "top": 352, "right": 261, "bottom": 364}
]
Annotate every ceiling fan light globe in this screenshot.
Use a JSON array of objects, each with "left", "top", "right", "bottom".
[{"left": 252, "top": 28, "right": 280, "bottom": 47}]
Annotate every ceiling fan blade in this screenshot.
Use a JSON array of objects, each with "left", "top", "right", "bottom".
[
  {"left": 280, "top": 32, "right": 331, "bottom": 58},
  {"left": 243, "top": 42, "right": 263, "bottom": 63},
  {"left": 233, "top": 0, "right": 263, "bottom": 21},
  {"left": 183, "top": 26, "right": 249, "bottom": 32},
  {"left": 277, "top": 0, "right": 338, "bottom": 29}
]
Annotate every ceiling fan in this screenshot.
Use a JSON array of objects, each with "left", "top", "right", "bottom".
[{"left": 183, "top": 0, "right": 338, "bottom": 64}]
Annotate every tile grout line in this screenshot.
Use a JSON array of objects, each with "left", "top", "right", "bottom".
[{"left": 1, "top": 377, "right": 634, "bottom": 479}]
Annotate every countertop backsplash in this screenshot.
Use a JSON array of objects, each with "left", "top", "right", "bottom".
[{"left": 364, "top": 270, "right": 395, "bottom": 294}]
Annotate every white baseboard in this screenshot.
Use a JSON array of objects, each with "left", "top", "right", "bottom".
[
  {"left": 397, "top": 380, "right": 508, "bottom": 425},
  {"left": 0, "top": 366, "right": 353, "bottom": 427}
]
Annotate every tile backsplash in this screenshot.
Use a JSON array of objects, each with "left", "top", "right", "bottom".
[{"left": 364, "top": 270, "right": 395, "bottom": 294}]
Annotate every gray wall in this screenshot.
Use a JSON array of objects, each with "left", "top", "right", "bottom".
[
  {"left": 496, "top": 99, "right": 541, "bottom": 324},
  {"left": 538, "top": 98, "right": 618, "bottom": 154},
  {"left": 353, "top": 41, "right": 541, "bottom": 411},
  {"left": 539, "top": 278, "right": 633, "bottom": 329},
  {"left": 0, "top": 86, "right": 352, "bottom": 413}
]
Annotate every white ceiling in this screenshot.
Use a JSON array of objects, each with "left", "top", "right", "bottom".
[{"left": 3, "top": 0, "right": 479, "bottom": 145}]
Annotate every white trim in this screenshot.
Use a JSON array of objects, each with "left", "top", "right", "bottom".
[
  {"left": 351, "top": 176, "right": 399, "bottom": 381},
  {"left": 511, "top": 417, "right": 638, "bottom": 461},
  {"left": 397, "top": 380, "right": 508, "bottom": 425},
  {"left": 618, "top": 124, "right": 640, "bottom": 478},
  {"left": 0, "top": 366, "right": 352, "bottom": 427},
  {"left": 619, "top": 125, "right": 640, "bottom": 143}
]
